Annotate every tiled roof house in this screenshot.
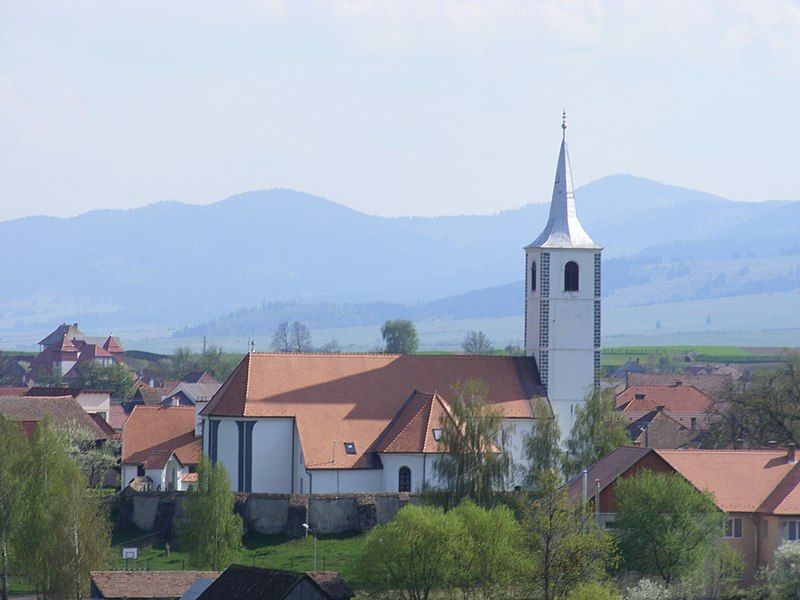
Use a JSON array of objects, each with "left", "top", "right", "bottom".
[{"left": 90, "top": 571, "right": 220, "bottom": 599}]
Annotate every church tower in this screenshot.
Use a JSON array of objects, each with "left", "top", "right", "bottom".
[{"left": 525, "top": 113, "right": 601, "bottom": 437}]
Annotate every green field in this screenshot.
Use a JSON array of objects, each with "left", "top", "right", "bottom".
[
  {"left": 110, "top": 526, "right": 367, "bottom": 587},
  {"left": 599, "top": 345, "right": 785, "bottom": 369}
]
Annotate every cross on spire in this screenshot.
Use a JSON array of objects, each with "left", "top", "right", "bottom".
[{"left": 562, "top": 110, "right": 567, "bottom": 137}]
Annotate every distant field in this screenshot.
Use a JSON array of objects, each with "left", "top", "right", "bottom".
[{"left": 600, "top": 345, "right": 787, "bottom": 368}]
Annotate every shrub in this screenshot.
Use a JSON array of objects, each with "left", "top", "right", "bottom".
[
  {"left": 770, "top": 541, "right": 800, "bottom": 600},
  {"left": 624, "top": 578, "right": 677, "bottom": 600},
  {"left": 567, "top": 582, "right": 621, "bottom": 600}
]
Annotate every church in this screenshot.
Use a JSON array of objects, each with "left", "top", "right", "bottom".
[{"left": 199, "top": 117, "right": 601, "bottom": 494}]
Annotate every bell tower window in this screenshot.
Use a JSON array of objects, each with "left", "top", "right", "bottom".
[
  {"left": 564, "top": 261, "right": 579, "bottom": 291},
  {"left": 531, "top": 261, "right": 537, "bottom": 291}
]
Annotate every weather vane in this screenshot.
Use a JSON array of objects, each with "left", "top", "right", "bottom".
[{"left": 562, "top": 110, "right": 567, "bottom": 136}]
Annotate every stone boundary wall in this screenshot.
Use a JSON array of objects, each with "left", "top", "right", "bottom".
[{"left": 116, "top": 490, "right": 416, "bottom": 542}]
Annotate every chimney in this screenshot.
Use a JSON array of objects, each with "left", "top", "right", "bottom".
[
  {"left": 582, "top": 469, "right": 588, "bottom": 507},
  {"left": 768, "top": 440, "right": 778, "bottom": 448},
  {"left": 788, "top": 443, "right": 797, "bottom": 464},
  {"left": 633, "top": 440, "right": 642, "bottom": 447}
]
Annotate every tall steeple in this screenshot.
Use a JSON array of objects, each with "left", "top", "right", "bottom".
[{"left": 527, "top": 112, "right": 599, "bottom": 250}]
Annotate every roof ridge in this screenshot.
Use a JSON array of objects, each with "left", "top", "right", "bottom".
[
  {"left": 247, "top": 352, "right": 513, "bottom": 359},
  {"left": 383, "top": 393, "right": 432, "bottom": 451}
]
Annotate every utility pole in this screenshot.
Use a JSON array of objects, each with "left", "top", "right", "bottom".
[{"left": 202, "top": 335, "right": 208, "bottom": 353}]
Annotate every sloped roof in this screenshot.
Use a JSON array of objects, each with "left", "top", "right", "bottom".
[
  {"left": 306, "top": 572, "right": 355, "bottom": 599},
  {"left": 108, "top": 403, "right": 130, "bottom": 430},
  {"left": 37, "top": 323, "right": 83, "bottom": 347},
  {"left": 122, "top": 406, "right": 201, "bottom": 467},
  {"left": 616, "top": 385, "right": 712, "bottom": 415},
  {"left": 102, "top": 335, "right": 124, "bottom": 353},
  {"left": 90, "top": 571, "right": 219, "bottom": 599},
  {"left": 656, "top": 449, "right": 800, "bottom": 514},
  {"left": 165, "top": 382, "right": 221, "bottom": 405},
  {"left": 373, "top": 391, "right": 453, "bottom": 454},
  {"left": 0, "top": 395, "right": 107, "bottom": 439},
  {"left": 182, "top": 371, "right": 219, "bottom": 384},
  {"left": 133, "top": 383, "right": 168, "bottom": 405},
  {"left": 625, "top": 372, "right": 730, "bottom": 397},
  {"left": 203, "top": 353, "right": 545, "bottom": 469},
  {"left": 90, "top": 413, "right": 117, "bottom": 439},
  {"left": 566, "top": 446, "right": 657, "bottom": 502},
  {"left": 196, "top": 565, "right": 352, "bottom": 600}
]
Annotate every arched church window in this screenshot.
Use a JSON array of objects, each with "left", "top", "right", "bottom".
[
  {"left": 564, "top": 261, "right": 579, "bottom": 291},
  {"left": 531, "top": 261, "right": 537, "bottom": 291},
  {"left": 398, "top": 466, "right": 411, "bottom": 492}
]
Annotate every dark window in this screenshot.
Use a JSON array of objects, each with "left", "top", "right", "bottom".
[
  {"left": 564, "top": 261, "right": 579, "bottom": 291},
  {"left": 344, "top": 442, "right": 356, "bottom": 455},
  {"left": 136, "top": 464, "right": 145, "bottom": 477},
  {"left": 398, "top": 466, "right": 411, "bottom": 492},
  {"left": 531, "top": 261, "right": 537, "bottom": 291},
  {"left": 690, "top": 417, "right": 697, "bottom": 431},
  {"left": 188, "top": 465, "right": 197, "bottom": 473},
  {"left": 432, "top": 428, "right": 442, "bottom": 442}
]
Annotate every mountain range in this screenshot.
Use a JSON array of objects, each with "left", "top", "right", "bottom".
[{"left": 0, "top": 174, "right": 797, "bottom": 347}]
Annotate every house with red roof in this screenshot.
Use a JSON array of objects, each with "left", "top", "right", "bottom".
[
  {"left": 567, "top": 445, "right": 800, "bottom": 585},
  {"left": 616, "top": 383, "right": 714, "bottom": 433}
]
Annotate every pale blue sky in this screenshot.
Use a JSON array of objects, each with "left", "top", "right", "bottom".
[{"left": 1, "top": 1, "right": 798, "bottom": 222}]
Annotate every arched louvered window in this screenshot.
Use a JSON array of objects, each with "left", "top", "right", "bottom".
[
  {"left": 398, "top": 466, "right": 411, "bottom": 492},
  {"left": 531, "top": 261, "right": 537, "bottom": 291},
  {"left": 564, "top": 261, "right": 579, "bottom": 291}
]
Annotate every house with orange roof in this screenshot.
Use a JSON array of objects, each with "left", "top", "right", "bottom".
[
  {"left": 616, "top": 383, "right": 714, "bottom": 433},
  {"left": 121, "top": 406, "right": 201, "bottom": 491},
  {"left": 567, "top": 445, "right": 800, "bottom": 585}
]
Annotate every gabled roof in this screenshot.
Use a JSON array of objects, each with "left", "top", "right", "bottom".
[
  {"left": 37, "top": 323, "right": 84, "bottom": 347},
  {"left": 108, "top": 403, "right": 130, "bottom": 430},
  {"left": 90, "top": 413, "right": 118, "bottom": 439},
  {"left": 203, "top": 353, "right": 546, "bottom": 470},
  {"left": 122, "top": 406, "right": 201, "bottom": 467},
  {"left": 616, "top": 385, "right": 712, "bottom": 415},
  {"left": 196, "top": 565, "right": 353, "bottom": 600},
  {"left": 566, "top": 446, "right": 658, "bottom": 502},
  {"left": 657, "top": 449, "right": 800, "bottom": 514},
  {"left": 102, "top": 335, "right": 124, "bottom": 353},
  {"left": 526, "top": 119, "right": 600, "bottom": 250},
  {"left": 164, "top": 382, "right": 222, "bottom": 405},
  {"left": 182, "top": 371, "right": 219, "bottom": 384},
  {"left": 625, "top": 372, "right": 730, "bottom": 398},
  {"left": 90, "top": 571, "right": 220, "bottom": 599},
  {"left": 373, "top": 391, "right": 453, "bottom": 454},
  {"left": 133, "top": 383, "right": 168, "bottom": 405},
  {"left": 0, "top": 395, "right": 107, "bottom": 439}
]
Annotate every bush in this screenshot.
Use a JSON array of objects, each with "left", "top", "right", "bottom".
[
  {"left": 770, "top": 541, "right": 800, "bottom": 600},
  {"left": 567, "top": 582, "right": 621, "bottom": 600},
  {"left": 624, "top": 578, "right": 677, "bottom": 600}
]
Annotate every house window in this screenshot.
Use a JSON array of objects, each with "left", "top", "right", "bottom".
[
  {"left": 432, "top": 428, "right": 443, "bottom": 442},
  {"left": 690, "top": 417, "right": 697, "bottom": 431},
  {"left": 788, "top": 520, "right": 799, "bottom": 542},
  {"left": 604, "top": 521, "right": 618, "bottom": 530},
  {"left": 344, "top": 442, "right": 356, "bottom": 455},
  {"left": 564, "top": 261, "right": 579, "bottom": 291},
  {"left": 531, "top": 261, "right": 537, "bottom": 291},
  {"left": 398, "top": 466, "right": 411, "bottom": 492},
  {"left": 724, "top": 517, "right": 743, "bottom": 538},
  {"left": 137, "top": 464, "right": 144, "bottom": 477}
]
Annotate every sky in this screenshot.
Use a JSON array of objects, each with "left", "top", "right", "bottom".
[{"left": 0, "top": 1, "right": 798, "bottom": 222}]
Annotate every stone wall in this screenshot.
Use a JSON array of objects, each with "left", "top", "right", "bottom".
[{"left": 117, "top": 490, "right": 416, "bottom": 541}]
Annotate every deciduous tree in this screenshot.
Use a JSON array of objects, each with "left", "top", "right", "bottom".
[
  {"left": 179, "top": 457, "right": 242, "bottom": 570},
  {"left": 615, "top": 470, "right": 725, "bottom": 585},
  {"left": 461, "top": 331, "right": 493, "bottom": 355},
  {"left": 522, "top": 405, "right": 564, "bottom": 492},
  {"left": 71, "top": 361, "right": 137, "bottom": 398},
  {"left": 380, "top": 320, "right": 419, "bottom": 354},
  {"left": 0, "top": 418, "right": 26, "bottom": 600},
  {"left": 564, "top": 388, "right": 629, "bottom": 479},
  {"left": 434, "top": 379, "right": 511, "bottom": 508},
  {"left": 59, "top": 421, "right": 119, "bottom": 487},
  {"left": 271, "top": 321, "right": 313, "bottom": 353}
]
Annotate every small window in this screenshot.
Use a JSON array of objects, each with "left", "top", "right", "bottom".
[
  {"left": 531, "top": 261, "right": 537, "bottom": 291},
  {"left": 690, "top": 417, "right": 697, "bottom": 431},
  {"left": 432, "top": 428, "right": 443, "bottom": 442},
  {"left": 564, "top": 261, "right": 579, "bottom": 291},
  {"left": 137, "top": 464, "right": 145, "bottom": 477},
  {"left": 344, "top": 442, "right": 356, "bottom": 455},
  {"left": 188, "top": 465, "right": 197, "bottom": 474},
  {"left": 788, "top": 520, "right": 799, "bottom": 542},
  {"left": 724, "top": 517, "right": 742, "bottom": 538},
  {"left": 398, "top": 466, "right": 411, "bottom": 492},
  {"left": 604, "top": 521, "right": 618, "bottom": 530}
]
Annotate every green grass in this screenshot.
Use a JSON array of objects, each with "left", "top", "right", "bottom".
[
  {"left": 110, "top": 525, "right": 368, "bottom": 587},
  {"left": 599, "top": 345, "right": 788, "bottom": 369}
]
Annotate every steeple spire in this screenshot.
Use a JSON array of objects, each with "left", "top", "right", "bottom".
[{"left": 526, "top": 114, "right": 600, "bottom": 249}]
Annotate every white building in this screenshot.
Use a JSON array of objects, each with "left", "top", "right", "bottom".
[
  {"left": 524, "top": 114, "right": 601, "bottom": 436},
  {"left": 198, "top": 118, "right": 600, "bottom": 494}
]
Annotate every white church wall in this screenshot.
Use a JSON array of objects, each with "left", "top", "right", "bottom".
[
  {"left": 251, "top": 418, "right": 294, "bottom": 493},
  {"left": 309, "top": 469, "right": 383, "bottom": 494},
  {"left": 503, "top": 418, "right": 536, "bottom": 487},
  {"left": 121, "top": 465, "right": 138, "bottom": 488},
  {"left": 216, "top": 419, "right": 238, "bottom": 489},
  {"left": 292, "top": 426, "right": 309, "bottom": 494}
]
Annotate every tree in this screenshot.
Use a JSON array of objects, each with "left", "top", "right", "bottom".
[
  {"left": 704, "top": 354, "right": 800, "bottom": 448},
  {"left": 0, "top": 354, "right": 23, "bottom": 387},
  {"left": 381, "top": 320, "right": 419, "bottom": 354},
  {"left": 615, "top": 470, "right": 724, "bottom": 585},
  {"left": 523, "top": 471, "right": 618, "bottom": 600},
  {"left": 271, "top": 321, "right": 312, "bottom": 353},
  {"left": 522, "top": 407, "right": 564, "bottom": 492},
  {"left": 0, "top": 418, "right": 26, "bottom": 600},
  {"left": 462, "top": 331, "right": 493, "bottom": 355},
  {"left": 17, "top": 420, "right": 110, "bottom": 599},
  {"left": 167, "top": 345, "right": 242, "bottom": 382},
  {"left": 58, "top": 421, "right": 119, "bottom": 487},
  {"left": 179, "top": 457, "right": 242, "bottom": 570},
  {"left": 448, "top": 500, "right": 526, "bottom": 598},
  {"left": 504, "top": 343, "right": 524, "bottom": 357},
  {"left": 434, "top": 379, "right": 512, "bottom": 508},
  {"left": 358, "top": 504, "right": 458, "bottom": 600},
  {"left": 770, "top": 541, "right": 800, "bottom": 600},
  {"left": 32, "top": 367, "right": 64, "bottom": 387},
  {"left": 70, "top": 361, "right": 137, "bottom": 398},
  {"left": 564, "top": 387, "right": 629, "bottom": 479},
  {"left": 319, "top": 339, "right": 341, "bottom": 354}
]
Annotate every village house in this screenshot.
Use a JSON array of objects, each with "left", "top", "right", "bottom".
[
  {"left": 624, "top": 406, "right": 695, "bottom": 449},
  {"left": 28, "top": 323, "right": 125, "bottom": 383},
  {"left": 24, "top": 385, "right": 112, "bottom": 422},
  {"left": 195, "top": 565, "right": 353, "bottom": 600},
  {"left": 121, "top": 406, "right": 201, "bottom": 491},
  {"left": 89, "top": 571, "right": 220, "bottom": 600},
  {"left": 197, "top": 120, "right": 599, "bottom": 495},
  {"left": 568, "top": 445, "right": 800, "bottom": 585},
  {"left": 0, "top": 394, "right": 108, "bottom": 440},
  {"left": 616, "top": 383, "right": 714, "bottom": 433},
  {"left": 625, "top": 372, "right": 731, "bottom": 398}
]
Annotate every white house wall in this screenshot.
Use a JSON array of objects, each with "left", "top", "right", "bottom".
[
  {"left": 251, "top": 418, "right": 294, "bottom": 493},
  {"left": 121, "top": 465, "right": 138, "bottom": 488},
  {"left": 76, "top": 392, "right": 111, "bottom": 419}
]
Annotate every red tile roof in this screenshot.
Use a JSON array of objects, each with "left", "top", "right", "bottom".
[
  {"left": 373, "top": 391, "right": 453, "bottom": 454},
  {"left": 90, "top": 413, "right": 117, "bottom": 439},
  {"left": 0, "top": 387, "right": 28, "bottom": 396},
  {"left": 566, "top": 446, "right": 657, "bottom": 501},
  {"left": 625, "top": 373, "right": 730, "bottom": 397},
  {"left": 0, "top": 395, "right": 108, "bottom": 439},
  {"left": 203, "top": 353, "right": 545, "bottom": 470},
  {"left": 90, "top": 571, "right": 219, "bottom": 599},
  {"left": 656, "top": 449, "right": 800, "bottom": 514},
  {"left": 616, "top": 385, "right": 712, "bottom": 415},
  {"left": 122, "top": 406, "right": 201, "bottom": 467},
  {"left": 102, "top": 335, "right": 124, "bottom": 353},
  {"left": 108, "top": 403, "right": 130, "bottom": 430}
]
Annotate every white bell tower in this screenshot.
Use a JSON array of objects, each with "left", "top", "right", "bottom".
[{"left": 524, "top": 113, "right": 602, "bottom": 438}]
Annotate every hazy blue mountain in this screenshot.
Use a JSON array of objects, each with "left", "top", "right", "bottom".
[{"left": 0, "top": 174, "right": 797, "bottom": 337}]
